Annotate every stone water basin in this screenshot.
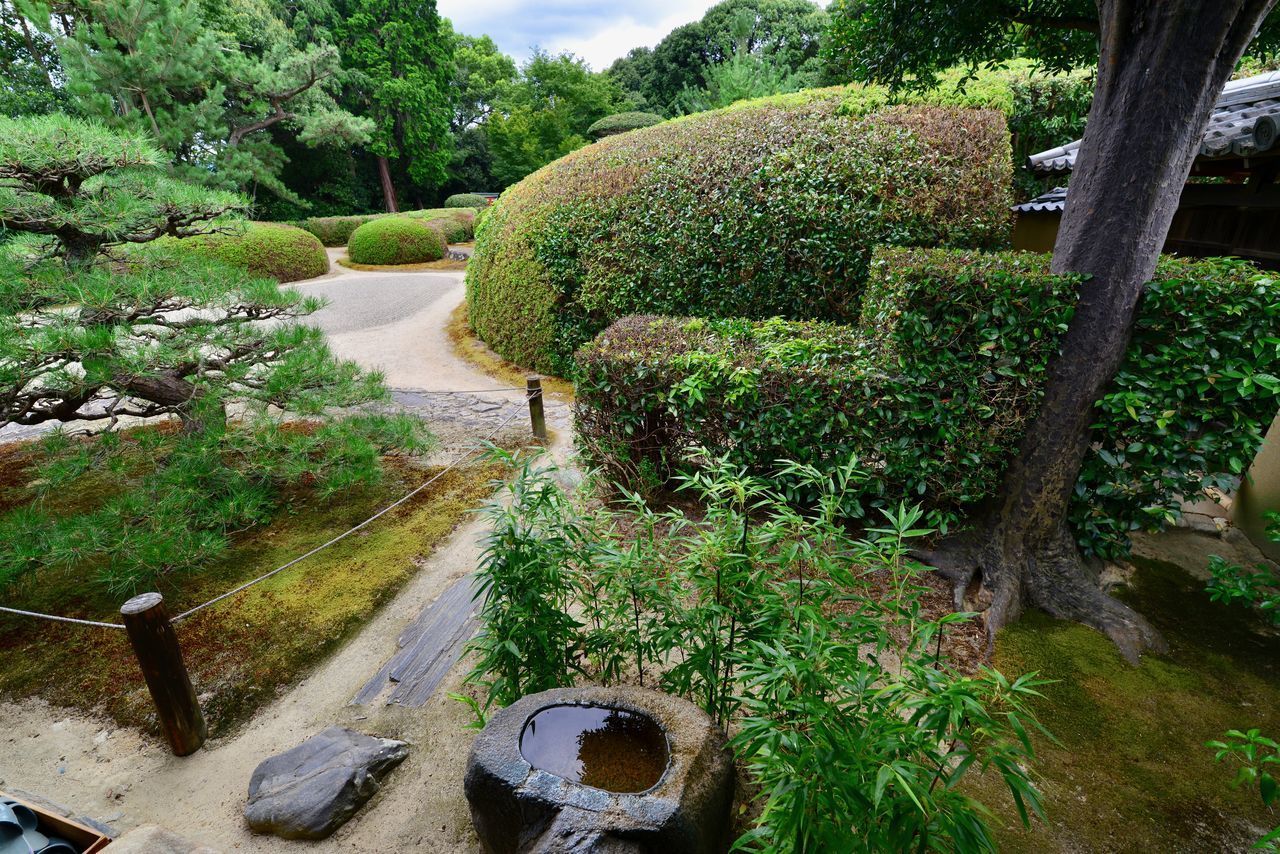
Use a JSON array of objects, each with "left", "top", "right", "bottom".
[{"left": 465, "top": 686, "right": 734, "bottom": 853}]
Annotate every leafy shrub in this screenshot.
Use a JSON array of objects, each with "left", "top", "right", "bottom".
[
  {"left": 1207, "top": 511, "right": 1280, "bottom": 626},
  {"left": 1208, "top": 728, "right": 1280, "bottom": 851},
  {"left": 461, "top": 451, "right": 1049, "bottom": 851},
  {"left": 299, "top": 214, "right": 381, "bottom": 247},
  {"left": 467, "top": 90, "right": 1013, "bottom": 375},
  {"left": 444, "top": 192, "right": 490, "bottom": 208},
  {"left": 586, "top": 111, "right": 665, "bottom": 138},
  {"left": 576, "top": 248, "right": 1280, "bottom": 556},
  {"left": 172, "top": 222, "right": 328, "bottom": 283},
  {"left": 347, "top": 217, "right": 446, "bottom": 265},
  {"left": 427, "top": 215, "right": 474, "bottom": 244}
]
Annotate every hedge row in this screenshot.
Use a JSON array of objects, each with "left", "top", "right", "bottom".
[
  {"left": 348, "top": 217, "right": 446, "bottom": 265},
  {"left": 587, "top": 111, "right": 665, "bottom": 138},
  {"left": 467, "top": 90, "right": 1013, "bottom": 375},
  {"left": 444, "top": 193, "right": 490, "bottom": 208},
  {"left": 172, "top": 222, "right": 328, "bottom": 283},
  {"left": 299, "top": 208, "right": 470, "bottom": 247},
  {"left": 576, "top": 248, "right": 1280, "bottom": 555}
]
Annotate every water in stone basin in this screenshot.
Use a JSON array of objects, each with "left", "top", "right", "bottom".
[{"left": 519, "top": 704, "right": 670, "bottom": 793}]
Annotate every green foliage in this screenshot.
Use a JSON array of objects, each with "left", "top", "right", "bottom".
[
  {"left": 586, "top": 111, "right": 665, "bottom": 138},
  {"left": 1207, "top": 512, "right": 1280, "bottom": 626},
  {"left": 300, "top": 214, "right": 379, "bottom": 246},
  {"left": 674, "top": 8, "right": 807, "bottom": 114},
  {"left": 467, "top": 90, "right": 1012, "bottom": 375},
  {"left": 462, "top": 451, "right": 1049, "bottom": 851},
  {"left": 444, "top": 193, "right": 489, "bottom": 208},
  {"left": 422, "top": 213, "right": 472, "bottom": 244},
  {"left": 171, "top": 221, "right": 328, "bottom": 282},
  {"left": 576, "top": 249, "right": 1280, "bottom": 556},
  {"left": 55, "top": 0, "right": 370, "bottom": 199},
  {"left": 0, "top": 248, "right": 431, "bottom": 592},
  {"left": 608, "top": 0, "right": 828, "bottom": 115},
  {"left": 338, "top": 0, "right": 454, "bottom": 190},
  {"left": 0, "top": 1, "right": 66, "bottom": 117},
  {"left": 0, "top": 114, "right": 245, "bottom": 264},
  {"left": 485, "top": 50, "right": 628, "bottom": 187},
  {"left": 347, "top": 216, "right": 444, "bottom": 264},
  {"left": 1208, "top": 729, "right": 1280, "bottom": 851}
]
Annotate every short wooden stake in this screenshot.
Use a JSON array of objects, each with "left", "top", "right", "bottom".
[
  {"left": 527, "top": 375, "right": 547, "bottom": 441},
  {"left": 120, "top": 593, "right": 207, "bottom": 756}
]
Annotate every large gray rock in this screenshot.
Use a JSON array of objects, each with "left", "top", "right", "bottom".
[
  {"left": 244, "top": 726, "right": 408, "bottom": 840},
  {"left": 465, "top": 686, "right": 734, "bottom": 854}
]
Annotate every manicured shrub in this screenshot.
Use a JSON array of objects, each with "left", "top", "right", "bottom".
[
  {"left": 173, "top": 222, "right": 328, "bottom": 282},
  {"left": 576, "top": 248, "right": 1280, "bottom": 556},
  {"left": 444, "top": 193, "right": 490, "bottom": 208},
  {"left": 586, "top": 111, "right": 665, "bottom": 139},
  {"left": 431, "top": 214, "right": 474, "bottom": 244},
  {"left": 467, "top": 89, "right": 1013, "bottom": 374},
  {"left": 300, "top": 214, "right": 382, "bottom": 246},
  {"left": 347, "top": 216, "right": 446, "bottom": 265}
]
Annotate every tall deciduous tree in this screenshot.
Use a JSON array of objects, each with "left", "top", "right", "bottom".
[
  {"left": 825, "top": 0, "right": 1280, "bottom": 661},
  {"left": 337, "top": 0, "right": 454, "bottom": 211}
]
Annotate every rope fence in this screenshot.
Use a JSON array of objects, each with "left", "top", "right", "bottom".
[{"left": 0, "top": 377, "right": 551, "bottom": 753}]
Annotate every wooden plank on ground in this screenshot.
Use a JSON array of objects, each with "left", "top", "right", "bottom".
[{"left": 351, "top": 574, "right": 481, "bottom": 707}]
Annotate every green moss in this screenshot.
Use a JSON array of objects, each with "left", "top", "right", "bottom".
[
  {"left": 970, "top": 559, "right": 1280, "bottom": 852},
  {"left": 173, "top": 221, "right": 328, "bottom": 283},
  {"left": 0, "top": 453, "right": 504, "bottom": 738}
]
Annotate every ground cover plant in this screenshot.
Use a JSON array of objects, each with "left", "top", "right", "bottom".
[
  {"left": 576, "top": 248, "right": 1280, "bottom": 559},
  {"left": 0, "top": 439, "right": 503, "bottom": 736},
  {"left": 347, "top": 216, "right": 446, "bottom": 265},
  {"left": 170, "top": 221, "right": 329, "bottom": 282},
  {"left": 460, "top": 450, "right": 1050, "bottom": 851},
  {"left": 466, "top": 89, "right": 1013, "bottom": 375}
]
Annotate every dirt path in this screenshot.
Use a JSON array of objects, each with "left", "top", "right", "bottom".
[{"left": 0, "top": 258, "right": 573, "bottom": 851}]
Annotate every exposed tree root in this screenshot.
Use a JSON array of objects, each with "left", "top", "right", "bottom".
[{"left": 914, "top": 524, "right": 1166, "bottom": 665}]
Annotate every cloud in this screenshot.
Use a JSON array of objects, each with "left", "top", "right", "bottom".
[{"left": 438, "top": 0, "right": 722, "bottom": 69}]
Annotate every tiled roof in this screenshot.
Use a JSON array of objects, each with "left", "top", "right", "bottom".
[
  {"left": 1012, "top": 187, "right": 1067, "bottom": 213},
  {"left": 1028, "top": 71, "right": 1280, "bottom": 175}
]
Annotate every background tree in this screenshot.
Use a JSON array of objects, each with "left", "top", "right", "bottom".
[
  {"left": 486, "top": 50, "right": 625, "bottom": 187},
  {"left": 825, "top": 0, "right": 1280, "bottom": 661},
  {"left": 674, "top": 8, "right": 805, "bottom": 113},
  {"left": 0, "top": 0, "right": 66, "bottom": 116},
  {"left": 13, "top": 0, "right": 370, "bottom": 201},
  {"left": 337, "top": 0, "right": 454, "bottom": 211}
]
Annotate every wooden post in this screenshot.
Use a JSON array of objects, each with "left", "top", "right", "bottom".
[
  {"left": 527, "top": 375, "right": 547, "bottom": 441},
  {"left": 120, "top": 593, "right": 207, "bottom": 756}
]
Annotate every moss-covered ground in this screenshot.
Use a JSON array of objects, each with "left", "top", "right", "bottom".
[
  {"left": 971, "top": 557, "right": 1280, "bottom": 852},
  {"left": 446, "top": 301, "right": 575, "bottom": 399},
  {"left": 0, "top": 439, "right": 502, "bottom": 738}
]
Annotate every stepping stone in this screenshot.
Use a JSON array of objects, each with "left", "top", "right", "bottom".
[{"left": 244, "top": 726, "right": 408, "bottom": 840}]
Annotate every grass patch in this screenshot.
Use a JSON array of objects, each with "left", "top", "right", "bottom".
[
  {"left": 447, "top": 301, "right": 574, "bottom": 399},
  {"left": 969, "top": 558, "right": 1280, "bottom": 851},
  {"left": 337, "top": 255, "right": 469, "bottom": 272},
  {"left": 0, "top": 439, "right": 503, "bottom": 738}
]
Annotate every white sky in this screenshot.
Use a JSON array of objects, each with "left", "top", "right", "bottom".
[{"left": 436, "top": 0, "right": 728, "bottom": 70}]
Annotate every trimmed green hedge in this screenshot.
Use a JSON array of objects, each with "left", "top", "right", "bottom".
[
  {"left": 300, "top": 208, "right": 462, "bottom": 247},
  {"left": 173, "top": 222, "right": 328, "bottom": 283},
  {"left": 348, "top": 217, "right": 446, "bottom": 265},
  {"left": 467, "top": 90, "right": 1013, "bottom": 375},
  {"left": 444, "top": 193, "right": 489, "bottom": 208},
  {"left": 576, "top": 248, "right": 1280, "bottom": 555},
  {"left": 587, "top": 111, "right": 665, "bottom": 138}
]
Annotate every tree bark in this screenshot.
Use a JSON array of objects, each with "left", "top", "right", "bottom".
[
  {"left": 377, "top": 156, "right": 399, "bottom": 213},
  {"left": 933, "top": 0, "right": 1277, "bottom": 663}
]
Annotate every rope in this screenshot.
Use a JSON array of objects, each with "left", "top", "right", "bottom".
[
  {"left": 1, "top": 389, "right": 538, "bottom": 630},
  {"left": 171, "top": 397, "right": 531, "bottom": 623},
  {"left": 0, "top": 606, "right": 125, "bottom": 630},
  {"left": 397, "top": 387, "right": 527, "bottom": 395}
]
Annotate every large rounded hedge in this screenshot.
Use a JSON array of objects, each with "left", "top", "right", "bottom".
[
  {"left": 444, "top": 193, "right": 489, "bottom": 209},
  {"left": 587, "top": 111, "right": 665, "bottom": 139},
  {"left": 348, "top": 217, "right": 445, "bottom": 265},
  {"left": 176, "top": 222, "right": 328, "bottom": 282},
  {"left": 466, "top": 89, "right": 1013, "bottom": 375}
]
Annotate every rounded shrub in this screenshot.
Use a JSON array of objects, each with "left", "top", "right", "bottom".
[
  {"left": 444, "top": 193, "right": 490, "bottom": 209},
  {"left": 586, "top": 111, "right": 665, "bottom": 139},
  {"left": 466, "top": 89, "right": 1014, "bottom": 375},
  {"left": 348, "top": 217, "right": 446, "bottom": 265},
  {"left": 299, "top": 214, "right": 382, "bottom": 247},
  {"left": 175, "top": 222, "right": 328, "bottom": 283},
  {"left": 429, "top": 214, "right": 474, "bottom": 244}
]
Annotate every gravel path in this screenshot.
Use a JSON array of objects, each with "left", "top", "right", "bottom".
[{"left": 0, "top": 254, "right": 573, "bottom": 851}]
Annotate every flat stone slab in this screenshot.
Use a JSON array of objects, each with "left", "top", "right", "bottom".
[
  {"left": 107, "top": 825, "right": 219, "bottom": 853},
  {"left": 244, "top": 726, "right": 408, "bottom": 840}
]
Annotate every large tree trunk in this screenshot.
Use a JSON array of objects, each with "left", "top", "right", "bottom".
[
  {"left": 931, "top": 0, "right": 1276, "bottom": 663},
  {"left": 377, "top": 156, "right": 399, "bottom": 213}
]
